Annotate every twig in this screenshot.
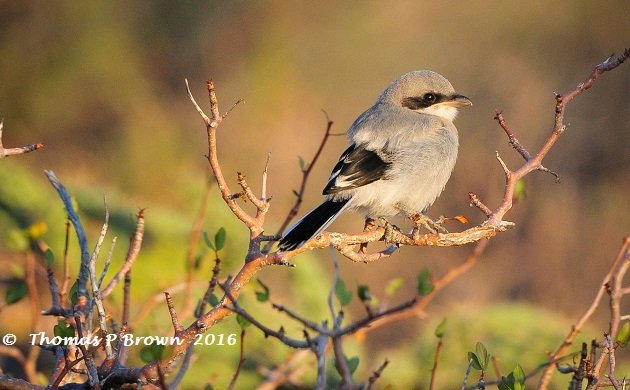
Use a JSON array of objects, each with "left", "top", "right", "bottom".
[
  {"left": 165, "top": 291, "right": 184, "bottom": 334},
  {"left": 45, "top": 170, "right": 91, "bottom": 311},
  {"left": 228, "top": 330, "right": 246, "bottom": 390},
  {"left": 488, "top": 50, "right": 629, "bottom": 228},
  {"left": 183, "top": 179, "right": 213, "bottom": 318},
  {"left": 0, "top": 119, "right": 44, "bottom": 158},
  {"left": 101, "top": 209, "right": 145, "bottom": 297},
  {"left": 429, "top": 338, "right": 443, "bottom": 390},
  {"left": 468, "top": 192, "right": 492, "bottom": 217},
  {"left": 88, "top": 198, "right": 113, "bottom": 357},
  {"left": 74, "top": 314, "right": 100, "bottom": 388},
  {"left": 538, "top": 237, "right": 630, "bottom": 388},
  {"left": 366, "top": 359, "right": 389, "bottom": 390}
]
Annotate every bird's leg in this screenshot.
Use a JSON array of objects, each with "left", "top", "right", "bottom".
[
  {"left": 377, "top": 217, "right": 399, "bottom": 243},
  {"left": 411, "top": 213, "right": 448, "bottom": 235},
  {"left": 358, "top": 217, "right": 376, "bottom": 254}
]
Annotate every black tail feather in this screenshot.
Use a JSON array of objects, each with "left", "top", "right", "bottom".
[{"left": 278, "top": 199, "right": 350, "bottom": 251}]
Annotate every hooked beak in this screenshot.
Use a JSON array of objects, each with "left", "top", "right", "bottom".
[{"left": 445, "top": 93, "right": 472, "bottom": 108}]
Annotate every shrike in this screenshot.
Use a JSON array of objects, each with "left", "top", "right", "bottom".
[{"left": 278, "top": 70, "right": 472, "bottom": 251}]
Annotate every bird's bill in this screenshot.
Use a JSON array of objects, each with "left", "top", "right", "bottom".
[{"left": 443, "top": 93, "right": 472, "bottom": 108}]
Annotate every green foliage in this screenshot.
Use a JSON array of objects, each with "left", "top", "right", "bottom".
[
  {"left": 618, "top": 321, "right": 630, "bottom": 348},
  {"left": 384, "top": 277, "right": 404, "bottom": 296},
  {"left": 498, "top": 364, "right": 526, "bottom": 390},
  {"left": 140, "top": 344, "right": 165, "bottom": 363},
  {"left": 207, "top": 294, "right": 220, "bottom": 307},
  {"left": 255, "top": 279, "right": 270, "bottom": 302},
  {"left": 514, "top": 179, "right": 527, "bottom": 202},
  {"left": 298, "top": 155, "right": 305, "bottom": 170},
  {"left": 357, "top": 285, "right": 371, "bottom": 302},
  {"left": 335, "top": 279, "right": 353, "bottom": 306},
  {"left": 416, "top": 267, "right": 434, "bottom": 296},
  {"left": 69, "top": 280, "right": 79, "bottom": 306},
  {"left": 434, "top": 318, "right": 447, "bottom": 338},
  {"left": 44, "top": 248, "right": 55, "bottom": 267},
  {"left": 236, "top": 314, "right": 251, "bottom": 329},
  {"left": 334, "top": 355, "right": 360, "bottom": 375},
  {"left": 5, "top": 280, "right": 28, "bottom": 304},
  {"left": 468, "top": 342, "right": 490, "bottom": 371},
  {"left": 5, "top": 228, "right": 29, "bottom": 252},
  {"left": 203, "top": 228, "right": 227, "bottom": 251},
  {"left": 53, "top": 320, "right": 75, "bottom": 346}
]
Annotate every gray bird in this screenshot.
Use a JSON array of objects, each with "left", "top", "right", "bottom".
[{"left": 278, "top": 70, "right": 472, "bottom": 251}]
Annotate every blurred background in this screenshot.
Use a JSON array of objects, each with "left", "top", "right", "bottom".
[{"left": 0, "top": 1, "right": 628, "bottom": 388}]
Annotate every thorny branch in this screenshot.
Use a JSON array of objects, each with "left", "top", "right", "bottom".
[{"left": 0, "top": 119, "right": 44, "bottom": 158}]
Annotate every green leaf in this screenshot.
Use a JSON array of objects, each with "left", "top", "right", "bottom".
[
  {"left": 203, "top": 385, "right": 214, "bottom": 390},
  {"left": 53, "top": 320, "right": 75, "bottom": 345},
  {"left": 335, "top": 279, "right": 353, "bottom": 306},
  {"left": 69, "top": 280, "right": 79, "bottom": 306},
  {"left": 6, "top": 280, "right": 28, "bottom": 304},
  {"left": 384, "top": 277, "right": 404, "bottom": 296},
  {"left": 468, "top": 352, "right": 482, "bottom": 371},
  {"left": 475, "top": 342, "right": 490, "bottom": 370},
  {"left": 194, "top": 254, "right": 203, "bottom": 270},
  {"left": 255, "top": 279, "right": 270, "bottom": 302},
  {"left": 236, "top": 314, "right": 251, "bottom": 328},
  {"left": 434, "top": 318, "right": 447, "bottom": 338},
  {"left": 214, "top": 227, "right": 227, "bottom": 251},
  {"left": 514, "top": 179, "right": 527, "bottom": 202},
  {"left": 44, "top": 248, "right": 55, "bottom": 267},
  {"left": 416, "top": 267, "right": 434, "bottom": 296},
  {"left": 346, "top": 355, "right": 360, "bottom": 374},
  {"left": 140, "top": 344, "right": 165, "bottom": 363},
  {"left": 512, "top": 364, "right": 525, "bottom": 390},
  {"left": 298, "top": 156, "right": 305, "bottom": 170},
  {"left": 207, "top": 294, "right": 220, "bottom": 307},
  {"left": 618, "top": 321, "right": 630, "bottom": 348},
  {"left": 203, "top": 231, "right": 215, "bottom": 250},
  {"left": 292, "top": 190, "right": 301, "bottom": 199},
  {"left": 357, "top": 285, "right": 371, "bottom": 302}
]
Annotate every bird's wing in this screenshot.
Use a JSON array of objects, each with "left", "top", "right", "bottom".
[{"left": 322, "top": 143, "right": 391, "bottom": 195}]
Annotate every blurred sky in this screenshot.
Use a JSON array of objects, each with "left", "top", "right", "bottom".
[{"left": 0, "top": 0, "right": 629, "bottom": 369}]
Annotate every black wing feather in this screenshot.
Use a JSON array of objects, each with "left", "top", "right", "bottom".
[{"left": 323, "top": 144, "right": 391, "bottom": 195}]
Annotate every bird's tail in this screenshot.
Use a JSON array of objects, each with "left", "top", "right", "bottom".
[{"left": 278, "top": 199, "right": 351, "bottom": 251}]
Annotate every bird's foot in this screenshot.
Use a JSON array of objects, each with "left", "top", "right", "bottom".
[
  {"left": 358, "top": 217, "right": 377, "bottom": 254},
  {"left": 412, "top": 213, "right": 448, "bottom": 235},
  {"left": 377, "top": 217, "right": 401, "bottom": 243}
]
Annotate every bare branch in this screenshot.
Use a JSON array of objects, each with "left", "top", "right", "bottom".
[{"left": 0, "top": 119, "right": 44, "bottom": 158}]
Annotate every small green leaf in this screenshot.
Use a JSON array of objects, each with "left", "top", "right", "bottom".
[
  {"left": 618, "top": 321, "right": 630, "bottom": 348},
  {"left": 335, "top": 279, "right": 353, "bottom": 306},
  {"left": 214, "top": 227, "right": 227, "bottom": 251},
  {"left": 468, "top": 352, "right": 482, "bottom": 371},
  {"left": 203, "top": 231, "right": 215, "bottom": 250},
  {"left": 204, "top": 385, "right": 214, "bottom": 390},
  {"left": 292, "top": 190, "right": 301, "bottom": 199},
  {"left": 44, "top": 248, "right": 55, "bottom": 267},
  {"left": 512, "top": 364, "right": 525, "bottom": 390},
  {"left": 53, "top": 320, "right": 75, "bottom": 345},
  {"left": 255, "top": 279, "right": 270, "bottom": 302},
  {"left": 416, "top": 267, "right": 434, "bottom": 296},
  {"left": 346, "top": 355, "right": 360, "bottom": 374},
  {"left": 140, "top": 344, "right": 165, "bottom": 363},
  {"left": 6, "top": 280, "right": 28, "bottom": 304},
  {"left": 236, "top": 314, "right": 251, "bottom": 328},
  {"left": 384, "top": 277, "right": 404, "bottom": 296},
  {"left": 298, "top": 156, "right": 305, "bottom": 170},
  {"left": 194, "top": 254, "right": 203, "bottom": 270},
  {"left": 207, "top": 294, "right": 220, "bottom": 307},
  {"left": 434, "top": 318, "right": 447, "bottom": 338},
  {"left": 514, "top": 179, "right": 527, "bottom": 202},
  {"left": 475, "top": 342, "right": 490, "bottom": 370},
  {"left": 357, "top": 285, "right": 371, "bottom": 302},
  {"left": 69, "top": 280, "right": 79, "bottom": 306}
]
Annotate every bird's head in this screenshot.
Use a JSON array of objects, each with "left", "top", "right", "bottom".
[{"left": 379, "top": 70, "right": 472, "bottom": 122}]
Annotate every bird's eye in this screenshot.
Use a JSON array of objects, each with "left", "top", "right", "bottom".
[{"left": 424, "top": 93, "right": 437, "bottom": 103}]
